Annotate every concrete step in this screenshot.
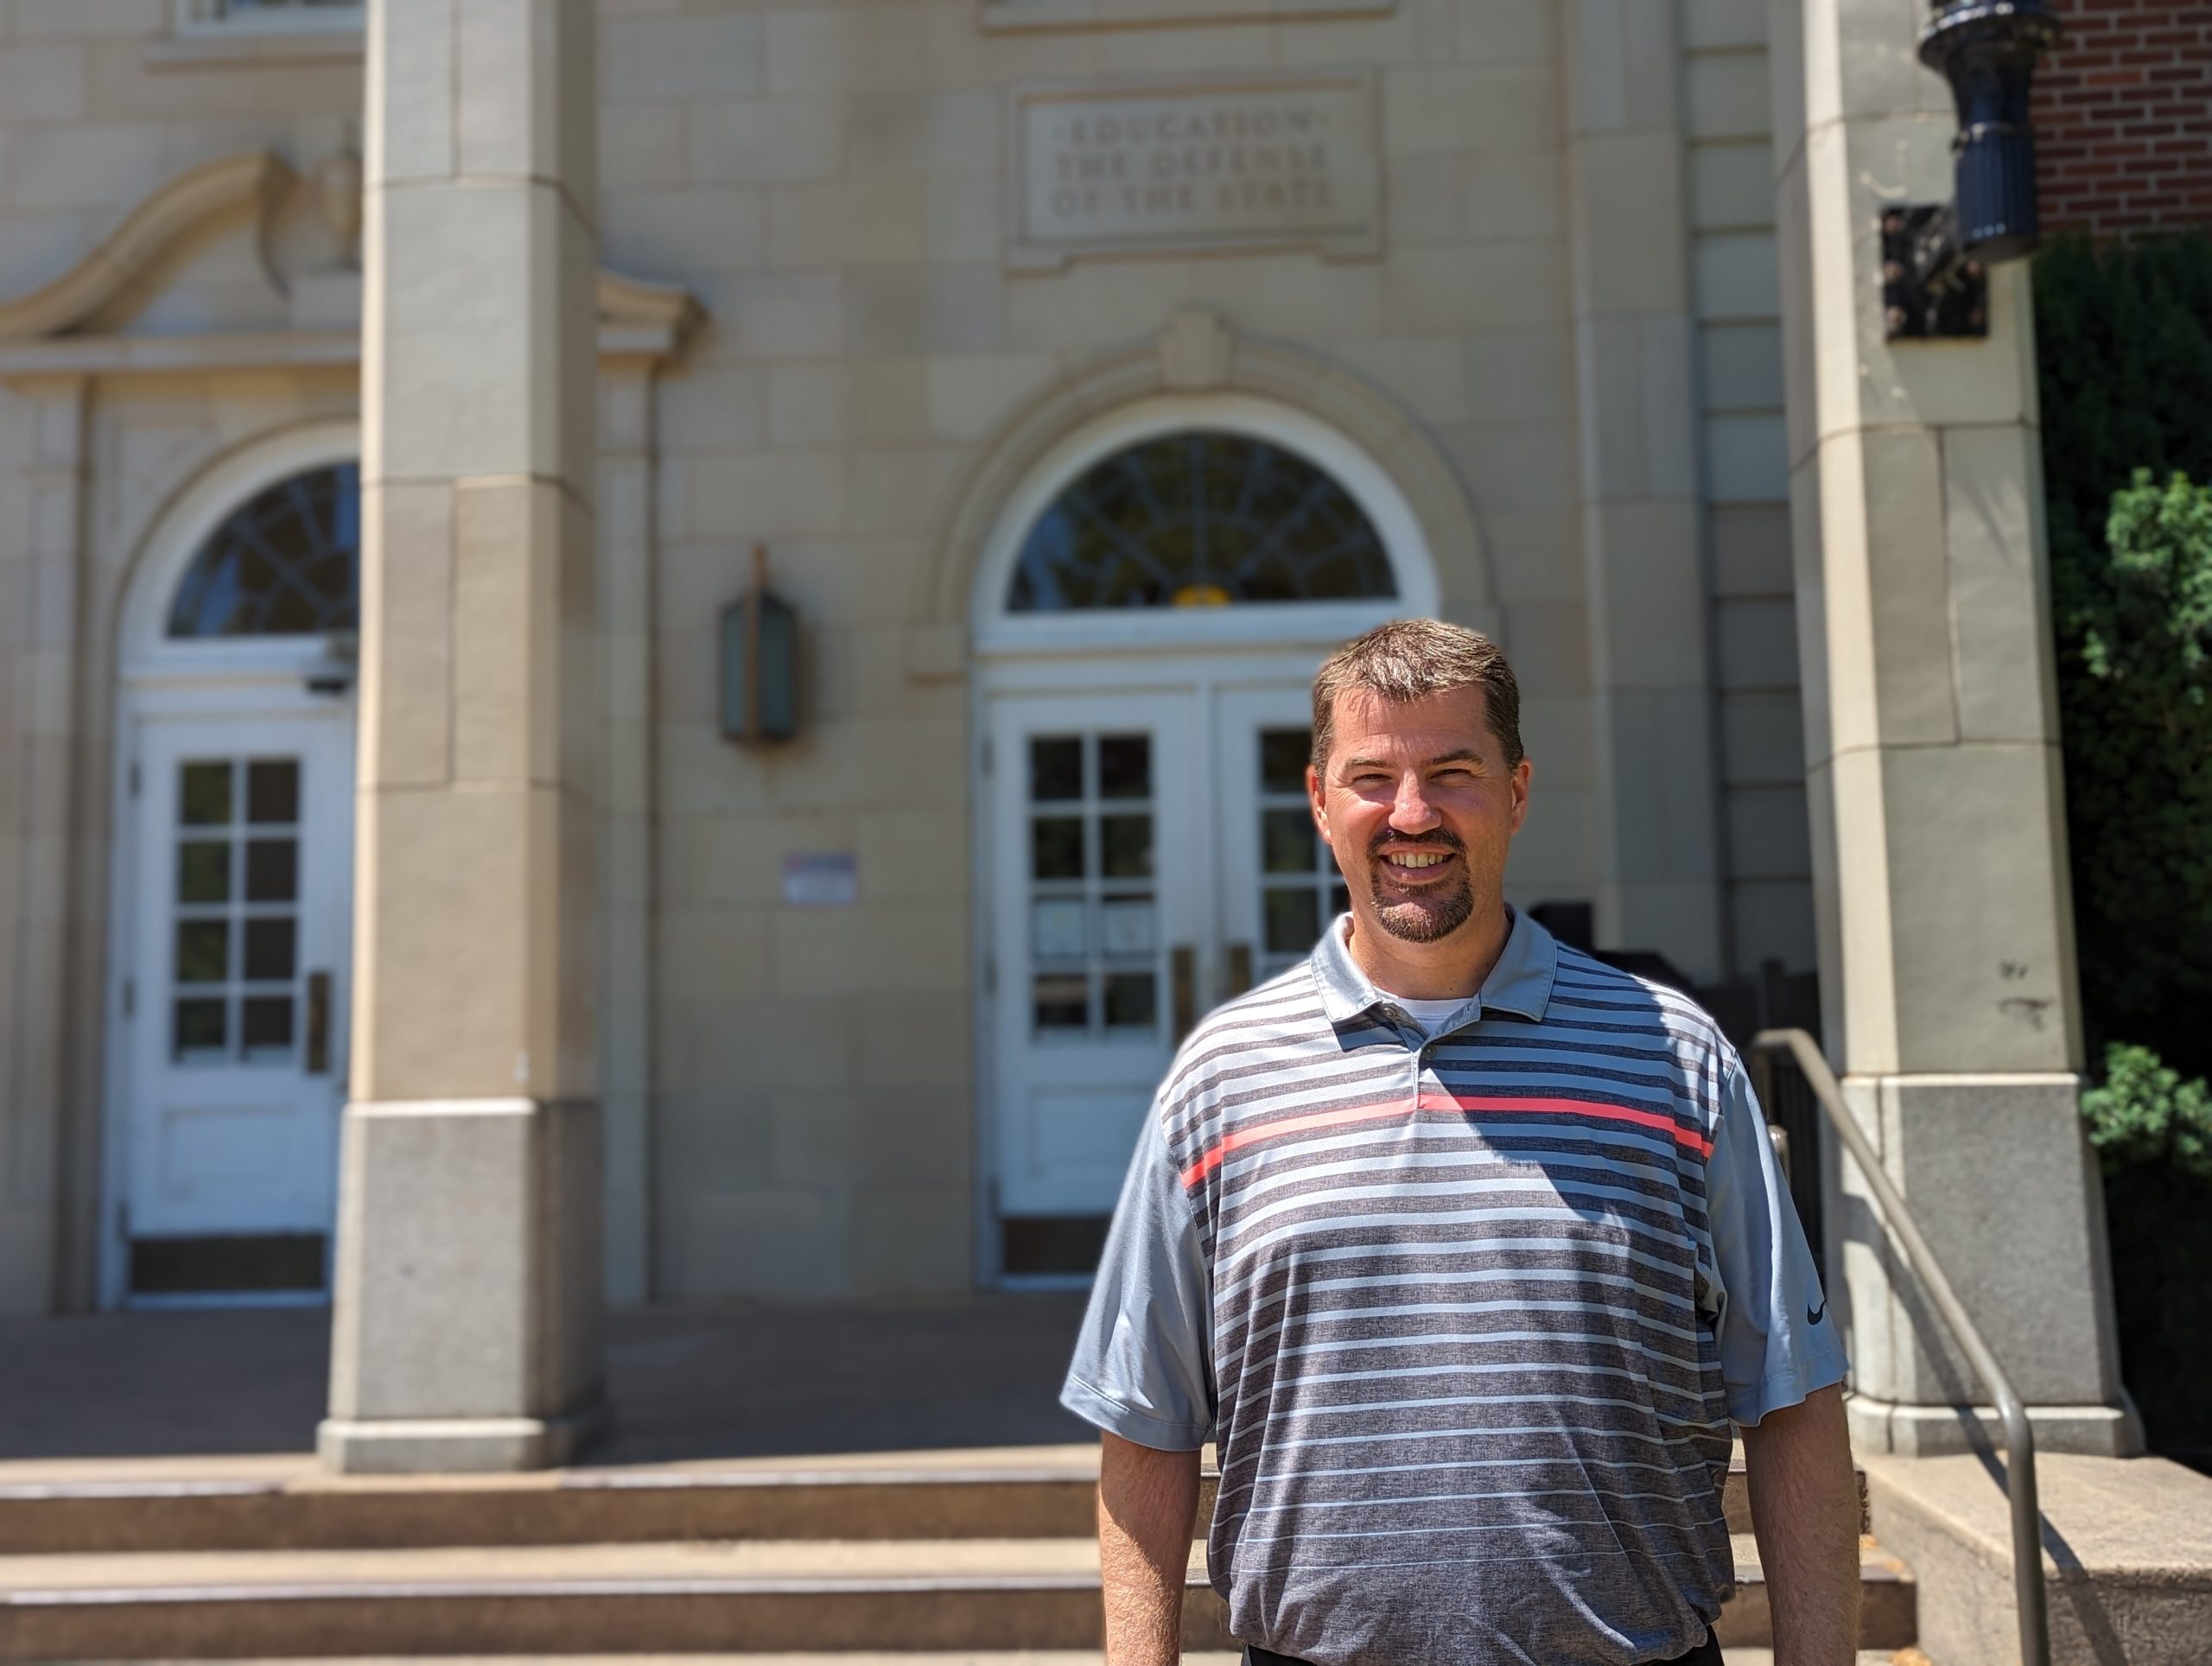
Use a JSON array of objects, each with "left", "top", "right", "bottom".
[
  {"left": 73, "top": 1658, "right": 1255, "bottom": 1666},
  {"left": 1866, "top": 1451, "right": 2212, "bottom": 1666},
  {"left": 0, "top": 1535, "right": 1915, "bottom": 1659},
  {"left": 0, "top": 1448, "right": 1857, "bottom": 1555},
  {"left": 52, "top": 1656, "right": 1916, "bottom": 1666}
]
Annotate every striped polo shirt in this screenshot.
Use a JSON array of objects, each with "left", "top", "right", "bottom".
[{"left": 1063, "top": 906, "right": 1845, "bottom": 1666}]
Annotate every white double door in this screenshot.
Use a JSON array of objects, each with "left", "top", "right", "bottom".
[
  {"left": 985, "top": 667, "right": 1351, "bottom": 1252},
  {"left": 114, "top": 705, "right": 353, "bottom": 1300}
]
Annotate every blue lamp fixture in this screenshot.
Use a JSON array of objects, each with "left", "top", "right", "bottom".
[
  {"left": 1884, "top": 0, "right": 2062, "bottom": 339},
  {"left": 721, "top": 544, "right": 798, "bottom": 746}
]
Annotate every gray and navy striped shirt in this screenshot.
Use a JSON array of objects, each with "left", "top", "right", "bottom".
[{"left": 1063, "top": 906, "right": 1845, "bottom": 1665}]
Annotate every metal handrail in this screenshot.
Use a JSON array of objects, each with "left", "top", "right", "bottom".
[{"left": 1750, "top": 1027, "right": 2050, "bottom": 1666}]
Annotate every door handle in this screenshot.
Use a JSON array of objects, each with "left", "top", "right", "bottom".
[
  {"left": 305, "top": 970, "right": 332, "bottom": 1074},
  {"left": 1172, "top": 944, "right": 1197, "bottom": 1043},
  {"left": 1225, "top": 942, "right": 1254, "bottom": 1000}
]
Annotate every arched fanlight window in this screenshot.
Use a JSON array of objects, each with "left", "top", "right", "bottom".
[
  {"left": 1007, "top": 431, "right": 1396, "bottom": 612},
  {"left": 167, "top": 463, "right": 359, "bottom": 639}
]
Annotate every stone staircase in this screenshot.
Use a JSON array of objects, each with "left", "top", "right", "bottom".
[{"left": 0, "top": 1446, "right": 1917, "bottom": 1659}]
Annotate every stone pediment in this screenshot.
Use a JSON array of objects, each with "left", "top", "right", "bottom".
[{"left": 0, "top": 150, "right": 700, "bottom": 374}]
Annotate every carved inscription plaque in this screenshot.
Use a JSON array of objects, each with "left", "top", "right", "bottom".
[{"left": 1008, "top": 72, "right": 1381, "bottom": 268}]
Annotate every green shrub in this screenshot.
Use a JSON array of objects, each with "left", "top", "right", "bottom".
[
  {"left": 2082, "top": 1043, "right": 2212, "bottom": 1179},
  {"left": 2035, "top": 233, "right": 2212, "bottom": 1459},
  {"left": 2052, "top": 469, "right": 2212, "bottom": 1085},
  {"left": 2088, "top": 1045, "right": 2212, "bottom": 1456},
  {"left": 2036, "top": 235, "right": 2212, "bottom": 1080}
]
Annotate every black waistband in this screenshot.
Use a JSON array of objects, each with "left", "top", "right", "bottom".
[{"left": 1241, "top": 1630, "right": 1721, "bottom": 1666}]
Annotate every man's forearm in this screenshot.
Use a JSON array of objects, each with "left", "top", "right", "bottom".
[
  {"left": 1741, "top": 1383, "right": 1860, "bottom": 1665},
  {"left": 1098, "top": 1432, "right": 1201, "bottom": 1666}
]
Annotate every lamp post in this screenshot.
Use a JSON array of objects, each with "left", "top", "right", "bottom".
[{"left": 1883, "top": 0, "right": 2063, "bottom": 338}]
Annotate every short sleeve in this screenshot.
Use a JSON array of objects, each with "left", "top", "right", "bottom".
[
  {"left": 1059, "top": 1104, "right": 1215, "bottom": 1450},
  {"left": 1701, "top": 1061, "right": 1849, "bottom": 1425}
]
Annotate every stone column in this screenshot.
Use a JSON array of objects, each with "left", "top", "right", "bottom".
[
  {"left": 1768, "top": 0, "right": 2135, "bottom": 1456},
  {"left": 0, "top": 376, "right": 86, "bottom": 1314},
  {"left": 321, "top": 0, "right": 604, "bottom": 1473},
  {"left": 1562, "top": 0, "right": 1728, "bottom": 982},
  {"left": 596, "top": 360, "right": 655, "bottom": 1307}
]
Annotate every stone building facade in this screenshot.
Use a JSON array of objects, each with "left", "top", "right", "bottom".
[{"left": 0, "top": 0, "right": 2143, "bottom": 1469}]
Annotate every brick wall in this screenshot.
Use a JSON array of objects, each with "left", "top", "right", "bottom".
[{"left": 2033, "top": 0, "right": 2212, "bottom": 237}]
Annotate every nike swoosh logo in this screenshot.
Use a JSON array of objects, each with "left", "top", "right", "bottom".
[{"left": 1808, "top": 1299, "right": 1828, "bottom": 1326}]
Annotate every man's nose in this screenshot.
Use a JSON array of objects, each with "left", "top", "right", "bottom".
[{"left": 1389, "top": 772, "right": 1441, "bottom": 833}]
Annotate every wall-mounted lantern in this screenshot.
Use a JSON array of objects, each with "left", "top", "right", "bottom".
[
  {"left": 1885, "top": 0, "right": 2062, "bottom": 340},
  {"left": 721, "top": 544, "right": 798, "bottom": 746},
  {"left": 302, "top": 629, "right": 357, "bottom": 697}
]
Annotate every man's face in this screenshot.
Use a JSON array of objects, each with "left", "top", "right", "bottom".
[{"left": 1307, "top": 685, "right": 1532, "bottom": 946}]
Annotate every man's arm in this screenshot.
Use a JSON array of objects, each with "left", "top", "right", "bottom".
[
  {"left": 1098, "top": 1432, "right": 1201, "bottom": 1666},
  {"left": 1740, "top": 1382, "right": 1860, "bottom": 1665}
]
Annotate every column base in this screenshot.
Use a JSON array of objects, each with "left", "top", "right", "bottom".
[
  {"left": 1847, "top": 1390, "right": 2144, "bottom": 1459},
  {"left": 317, "top": 1401, "right": 607, "bottom": 1474},
  {"left": 322, "top": 1097, "right": 605, "bottom": 1475}
]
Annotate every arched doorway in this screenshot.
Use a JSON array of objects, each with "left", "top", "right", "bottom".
[
  {"left": 104, "top": 435, "right": 359, "bottom": 1307},
  {"left": 973, "top": 397, "right": 1438, "bottom": 1281}
]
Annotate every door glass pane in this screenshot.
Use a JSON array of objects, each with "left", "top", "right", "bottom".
[
  {"left": 175, "top": 919, "right": 229, "bottom": 983},
  {"left": 1019, "top": 725, "right": 1166, "bottom": 1041},
  {"left": 1262, "top": 808, "right": 1316, "bottom": 874},
  {"left": 241, "top": 995, "right": 295, "bottom": 1059},
  {"left": 174, "top": 997, "right": 227, "bottom": 1060},
  {"left": 1029, "top": 736, "right": 1081, "bottom": 802},
  {"left": 164, "top": 748, "right": 310, "bottom": 1066},
  {"left": 1264, "top": 887, "right": 1319, "bottom": 955},
  {"left": 180, "top": 761, "right": 234, "bottom": 825},
  {"left": 1260, "top": 728, "right": 1310, "bottom": 794},
  {"left": 1254, "top": 724, "right": 1331, "bottom": 971},
  {"left": 1033, "top": 974, "right": 1089, "bottom": 1031},
  {"left": 1097, "top": 734, "right": 1151, "bottom": 799},
  {"left": 1100, "top": 814, "right": 1152, "bottom": 879},
  {"left": 246, "top": 759, "right": 300, "bottom": 824},
  {"left": 1100, "top": 895, "right": 1154, "bottom": 956},
  {"left": 1032, "top": 817, "right": 1084, "bottom": 880},
  {"left": 1103, "top": 971, "right": 1156, "bottom": 1030},
  {"left": 245, "top": 917, "right": 296, "bottom": 981},
  {"left": 177, "top": 841, "right": 230, "bottom": 903},
  {"left": 1031, "top": 898, "right": 1086, "bottom": 959},
  {"left": 245, "top": 838, "right": 299, "bottom": 901}
]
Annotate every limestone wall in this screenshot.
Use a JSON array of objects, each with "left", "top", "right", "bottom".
[
  {"left": 607, "top": 0, "right": 1604, "bottom": 1297},
  {"left": 1684, "top": 0, "right": 1817, "bottom": 978},
  {"left": 0, "top": 0, "right": 1819, "bottom": 1308},
  {"left": 0, "top": 3, "right": 365, "bottom": 1314}
]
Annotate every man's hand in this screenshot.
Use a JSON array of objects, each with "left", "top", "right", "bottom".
[
  {"left": 1741, "top": 1383, "right": 1860, "bottom": 1665},
  {"left": 1097, "top": 1431, "right": 1201, "bottom": 1666}
]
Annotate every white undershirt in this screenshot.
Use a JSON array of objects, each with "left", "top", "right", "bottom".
[{"left": 1386, "top": 994, "right": 1480, "bottom": 1035}]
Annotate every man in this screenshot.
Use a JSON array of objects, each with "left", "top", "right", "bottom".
[{"left": 1062, "top": 620, "right": 1859, "bottom": 1664}]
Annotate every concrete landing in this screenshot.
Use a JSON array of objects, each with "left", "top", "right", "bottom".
[
  {"left": 1865, "top": 1451, "right": 2212, "bottom": 1665},
  {"left": 0, "top": 1296, "right": 1096, "bottom": 1465}
]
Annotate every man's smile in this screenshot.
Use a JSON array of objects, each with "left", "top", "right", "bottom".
[{"left": 1376, "top": 848, "right": 1459, "bottom": 881}]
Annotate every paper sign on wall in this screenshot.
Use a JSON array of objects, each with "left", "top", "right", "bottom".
[{"left": 782, "top": 852, "right": 858, "bottom": 908}]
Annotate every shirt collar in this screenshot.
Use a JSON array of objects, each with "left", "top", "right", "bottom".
[{"left": 1310, "top": 902, "right": 1559, "bottom": 1028}]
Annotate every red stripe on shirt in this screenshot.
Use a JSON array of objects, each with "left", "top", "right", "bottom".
[{"left": 1178, "top": 1089, "right": 1712, "bottom": 1188}]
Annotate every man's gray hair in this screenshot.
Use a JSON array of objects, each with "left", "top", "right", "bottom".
[{"left": 1310, "top": 618, "right": 1524, "bottom": 774}]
